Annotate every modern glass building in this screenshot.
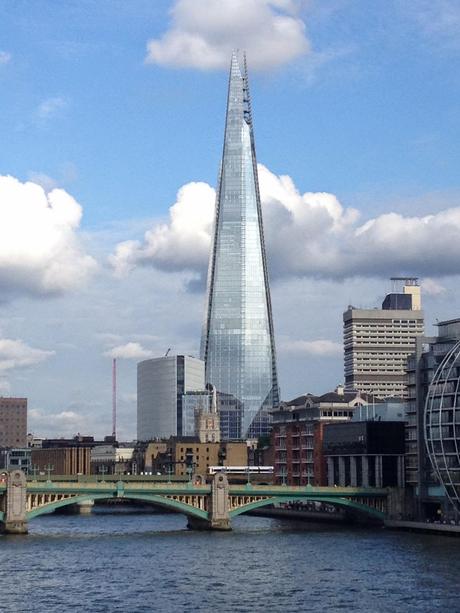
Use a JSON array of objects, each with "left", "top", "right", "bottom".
[
  {"left": 137, "top": 355, "right": 205, "bottom": 441},
  {"left": 425, "top": 326, "right": 460, "bottom": 513},
  {"left": 201, "top": 51, "right": 279, "bottom": 439}
]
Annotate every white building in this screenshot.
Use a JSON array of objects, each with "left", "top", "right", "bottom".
[
  {"left": 343, "top": 278, "right": 424, "bottom": 399},
  {"left": 137, "top": 355, "right": 205, "bottom": 441}
]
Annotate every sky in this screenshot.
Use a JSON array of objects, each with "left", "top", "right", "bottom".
[{"left": 1, "top": 0, "right": 460, "bottom": 439}]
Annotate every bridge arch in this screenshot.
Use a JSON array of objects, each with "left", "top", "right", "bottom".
[
  {"left": 26, "top": 493, "right": 209, "bottom": 522},
  {"left": 229, "top": 495, "right": 385, "bottom": 521}
]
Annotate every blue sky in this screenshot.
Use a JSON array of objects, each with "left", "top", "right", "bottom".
[{"left": 1, "top": 0, "right": 460, "bottom": 438}]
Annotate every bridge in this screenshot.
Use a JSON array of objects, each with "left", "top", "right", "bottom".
[{"left": 0, "top": 470, "right": 397, "bottom": 534}]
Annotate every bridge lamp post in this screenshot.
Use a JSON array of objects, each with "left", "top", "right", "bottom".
[
  {"left": 98, "top": 465, "right": 108, "bottom": 481},
  {"left": 31, "top": 464, "right": 40, "bottom": 480},
  {"left": 44, "top": 464, "right": 54, "bottom": 483}
]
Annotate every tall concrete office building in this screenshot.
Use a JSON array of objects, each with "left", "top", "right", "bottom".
[
  {"left": 0, "top": 397, "right": 27, "bottom": 448},
  {"left": 137, "top": 355, "right": 205, "bottom": 441},
  {"left": 201, "top": 51, "right": 279, "bottom": 439},
  {"left": 343, "top": 278, "right": 424, "bottom": 399}
]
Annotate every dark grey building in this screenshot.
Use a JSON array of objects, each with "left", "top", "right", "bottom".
[{"left": 323, "top": 421, "right": 405, "bottom": 488}]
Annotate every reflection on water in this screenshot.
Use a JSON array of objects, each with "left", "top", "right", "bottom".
[{"left": 1, "top": 507, "right": 459, "bottom": 612}]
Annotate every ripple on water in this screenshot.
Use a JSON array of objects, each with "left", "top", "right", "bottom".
[{"left": 0, "top": 511, "right": 459, "bottom": 612}]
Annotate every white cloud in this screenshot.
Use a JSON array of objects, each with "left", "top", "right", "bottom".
[
  {"left": 0, "top": 338, "right": 54, "bottom": 371},
  {"left": 110, "top": 181, "right": 214, "bottom": 276},
  {"left": 421, "top": 278, "right": 447, "bottom": 296},
  {"left": 112, "top": 163, "right": 460, "bottom": 283},
  {"left": 0, "top": 51, "right": 11, "bottom": 65},
  {"left": 36, "top": 96, "right": 68, "bottom": 119},
  {"left": 279, "top": 338, "right": 342, "bottom": 356},
  {"left": 0, "top": 175, "right": 97, "bottom": 298},
  {"left": 29, "top": 408, "right": 86, "bottom": 438},
  {"left": 104, "top": 342, "right": 153, "bottom": 360},
  {"left": 146, "top": 0, "right": 310, "bottom": 70}
]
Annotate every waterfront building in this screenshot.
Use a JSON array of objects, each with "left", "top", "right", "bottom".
[
  {"left": 137, "top": 355, "right": 205, "bottom": 441},
  {"left": 323, "top": 421, "right": 405, "bottom": 488},
  {"left": 344, "top": 278, "right": 424, "bottom": 399},
  {"left": 407, "top": 318, "right": 460, "bottom": 519},
  {"left": 0, "top": 397, "right": 27, "bottom": 448},
  {"left": 200, "top": 51, "right": 279, "bottom": 439},
  {"left": 271, "top": 387, "right": 367, "bottom": 486}
]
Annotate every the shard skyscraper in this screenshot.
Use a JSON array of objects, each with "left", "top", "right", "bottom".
[{"left": 201, "top": 51, "right": 279, "bottom": 439}]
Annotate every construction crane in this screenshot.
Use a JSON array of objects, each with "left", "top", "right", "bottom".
[{"left": 165, "top": 348, "right": 171, "bottom": 357}]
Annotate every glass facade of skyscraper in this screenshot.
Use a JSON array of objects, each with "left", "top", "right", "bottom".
[{"left": 201, "top": 52, "right": 279, "bottom": 438}]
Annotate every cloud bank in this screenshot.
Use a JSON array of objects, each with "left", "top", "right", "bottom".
[
  {"left": 104, "top": 342, "right": 154, "bottom": 360},
  {"left": 0, "top": 175, "right": 96, "bottom": 298},
  {"left": 111, "top": 164, "right": 460, "bottom": 283},
  {"left": 146, "top": 0, "right": 310, "bottom": 70},
  {"left": 0, "top": 338, "right": 54, "bottom": 371}
]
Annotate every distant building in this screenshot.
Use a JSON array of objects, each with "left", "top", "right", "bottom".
[
  {"left": 144, "top": 437, "right": 248, "bottom": 478},
  {"left": 0, "top": 448, "right": 31, "bottom": 473},
  {"left": 137, "top": 355, "right": 205, "bottom": 441},
  {"left": 195, "top": 385, "right": 221, "bottom": 444},
  {"left": 323, "top": 421, "right": 405, "bottom": 488},
  {"left": 271, "top": 387, "right": 368, "bottom": 486},
  {"left": 344, "top": 278, "right": 424, "bottom": 399},
  {"left": 91, "top": 444, "right": 135, "bottom": 475},
  {"left": 0, "top": 397, "right": 27, "bottom": 448},
  {"left": 31, "top": 447, "right": 91, "bottom": 476}
]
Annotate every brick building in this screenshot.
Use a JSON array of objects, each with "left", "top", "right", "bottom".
[
  {"left": 0, "top": 397, "right": 27, "bottom": 448},
  {"left": 272, "top": 387, "right": 368, "bottom": 486}
]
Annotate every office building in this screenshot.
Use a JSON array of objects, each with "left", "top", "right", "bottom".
[
  {"left": 0, "top": 397, "right": 27, "bottom": 448},
  {"left": 344, "top": 278, "right": 424, "bottom": 399},
  {"left": 137, "top": 355, "right": 205, "bottom": 441},
  {"left": 323, "top": 421, "right": 405, "bottom": 488},
  {"left": 200, "top": 51, "right": 279, "bottom": 439}
]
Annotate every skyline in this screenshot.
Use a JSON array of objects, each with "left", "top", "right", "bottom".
[{"left": 1, "top": 1, "right": 460, "bottom": 438}]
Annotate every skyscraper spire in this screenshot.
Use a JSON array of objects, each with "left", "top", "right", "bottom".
[{"left": 201, "top": 51, "right": 279, "bottom": 439}]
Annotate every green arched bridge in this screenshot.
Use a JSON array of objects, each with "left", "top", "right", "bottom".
[{"left": 0, "top": 470, "right": 395, "bottom": 533}]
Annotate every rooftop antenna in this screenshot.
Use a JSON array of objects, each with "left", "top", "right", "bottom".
[{"left": 112, "top": 358, "right": 117, "bottom": 439}]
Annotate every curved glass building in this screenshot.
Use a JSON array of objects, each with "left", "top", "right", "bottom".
[
  {"left": 201, "top": 51, "right": 279, "bottom": 439},
  {"left": 425, "top": 339, "right": 460, "bottom": 510}
]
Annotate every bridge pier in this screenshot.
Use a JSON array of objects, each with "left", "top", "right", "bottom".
[
  {"left": 188, "top": 473, "right": 231, "bottom": 531},
  {"left": 2, "top": 470, "right": 28, "bottom": 534}
]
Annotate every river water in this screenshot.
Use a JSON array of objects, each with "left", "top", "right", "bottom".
[{"left": 1, "top": 508, "right": 459, "bottom": 612}]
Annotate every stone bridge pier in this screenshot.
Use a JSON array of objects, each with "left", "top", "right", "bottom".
[
  {"left": 188, "top": 473, "right": 231, "bottom": 531},
  {"left": 1, "top": 469, "right": 28, "bottom": 534}
]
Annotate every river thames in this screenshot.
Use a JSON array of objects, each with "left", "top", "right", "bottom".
[{"left": 1, "top": 508, "right": 459, "bottom": 612}]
